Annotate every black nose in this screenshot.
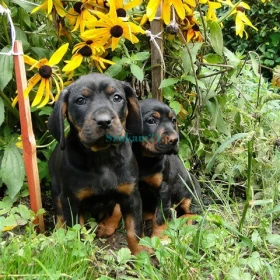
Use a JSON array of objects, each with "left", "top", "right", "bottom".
[{"left": 95, "top": 113, "right": 112, "bottom": 129}]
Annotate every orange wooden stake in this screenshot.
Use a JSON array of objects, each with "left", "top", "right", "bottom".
[{"left": 13, "top": 40, "right": 45, "bottom": 232}]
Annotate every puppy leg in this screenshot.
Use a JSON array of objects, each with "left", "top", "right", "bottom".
[
  {"left": 96, "top": 203, "right": 122, "bottom": 237},
  {"left": 151, "top": 182, "right": 171, "bottom": 238},
  {"left": 119, "top": 188, "right": 149, "bottom": 255}
]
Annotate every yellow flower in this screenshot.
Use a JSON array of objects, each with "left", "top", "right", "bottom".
[
  {"left": 32, "top": 0, "right": 66, "bottom": 17},
  {"left": 82, "top": 2, "right": 145, "bottom": 50},
  {"left": 231, "top": 2, "right": 258, "bottom": 38},
  {"left": 65, "top": 0, "right": 97, "bottom": 33},
  {"left": 180, "top": 16, "right": 203, "bottom": 43},
  {"left": 62, "top": 40, "right": 115, "bottom": 72},
  {"left": 146, "top": 0, "right": 186, "bottom": 25},
  {"left": 107, "top": 0, "right": 142, "bottom": 17},
  {"left": 21, "top": 43, "right": 68, "bottom": 108},
  {"left": 200, "top": 0, "right": 222, "bottom": 21}
]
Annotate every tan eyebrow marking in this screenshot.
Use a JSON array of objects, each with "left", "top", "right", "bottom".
[
  {"left": 105, "top": 86, "right": 116, "bottom": 95},
  {"left": 152, "top": 111, "right": 161, "bottom": 118}
]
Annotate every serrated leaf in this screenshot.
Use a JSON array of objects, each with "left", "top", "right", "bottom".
[
  {"left": 117, "top": 248, "right": 132, "bottom": 264},
  {"left": 0, "top": 47, "right": 14, "bottom": 91},
  {"left": 130, "top": 64, "right": 144, "bottom": 81},
  {"left": 133, "top": 52, "right": 150, "bottom": 61},
  {"left": 169, "top": 101, "right": 181, "bottom": 114},
  {"left": 0, "top": 96, "right": 4, "bottom": 127},
  {"left": 159, "top": 78, "right": 180, "bottom": 89},
  {"left": 206, "top": 133, "right": 248, "bottom": 172},
  {"left": 1, "top": 145, "right": 25, "bottom": 199},
  {"left": 209, "top": 21, "right": 223, "bottom": 56}
]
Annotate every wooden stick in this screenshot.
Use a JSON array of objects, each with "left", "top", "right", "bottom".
[
  {"left": 150, "top": 6, "right": 164, "bottom": 101},
  {"left": 13, "top": 40, "right": 45, "bottom": 233}
]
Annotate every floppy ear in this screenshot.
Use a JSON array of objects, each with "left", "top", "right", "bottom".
[
  {"left": 47, "top": 87, "right": 70, "bottom": 150},
  {"left": 122, "top": 82, "right": 142, "bottom": 136}
]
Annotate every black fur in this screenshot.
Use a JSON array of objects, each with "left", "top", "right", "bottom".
[{"left": 48, "top": 73, "right": 145, "bottom": 254}]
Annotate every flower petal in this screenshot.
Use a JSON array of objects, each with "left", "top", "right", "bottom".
[
  {"left": 32, "top": 78, "right": 46, "bottom": 107},
  {"left": 24, "top": 74, "right": 41, "bottom": 97},
  {"left": 162, "top": 0, "right": 171, "bottom": 25},
  {"left": 172, "top": 0, "right": 185, "bottom": 20},
  {"left": 49, "top": 43, "right": 69, "bottom": 66},
  {"left": 146, "top": 0, "right": 161, "bottom": 20},
  {"left": 62, "top": 54, "right": 83, "bottom": 72},
  {"left": 38, "top": 79, "right": 50, "bottom": 108}
]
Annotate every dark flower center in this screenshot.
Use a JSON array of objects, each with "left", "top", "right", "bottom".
[
  {"left": 74, "top": 2, "right": 83, "bottom": 14},
  {"left": 236, "top": 6, "right": 245, "bottom": 12},
  {"left": 39, "top": 65, "right": 52, "bottom": 78},
  {"left": 110, "top": 25, "right": 123, "bottom": 38},
  {"left": 78, "top": 45, "right": 92, "bottom": 57},
  {"left": 193, "top": 24, "right": 200, "bottom": 31},
  {"left": 116, "top": 8, "right": 126, "bottom": 17},
  {"left": 86, "top": 40, "right": 93, "bottom": 45}
]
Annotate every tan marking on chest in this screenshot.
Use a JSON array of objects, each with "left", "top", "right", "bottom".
[
  {"left": 143, "top": 173, "right": 163, "bottom": 188},
  {"left": 75, "top": 188, "right": 94, "bottom": 201},
  {"left": 117, "top": 183, "right": 135, "bottom": 195}
]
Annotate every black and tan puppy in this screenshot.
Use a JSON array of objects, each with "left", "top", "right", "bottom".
[
  {"left": 47, "top": 73, "right": 146, "bottom": 255},
  {"left": 133, "top": 98, "right": 201, "bottom": 237}
]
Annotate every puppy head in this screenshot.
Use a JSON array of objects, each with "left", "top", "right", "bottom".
[
  {"left": 47, "top": 73, "right": 142, "bottom": 151},
  {"left": 139, "top": 99, "right": 179, "bottom": 156}
]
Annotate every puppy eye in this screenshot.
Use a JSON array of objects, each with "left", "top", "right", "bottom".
[
  {"left": 75, "top": 97, "right": 86, "bottom": 105},
  {"left": 147, "top": 118, "right": 156, "bottom": 125},
  {"left": 113, "top": 94, "right": 123, "bottom": 103},
  {"left": 172, "top": 118, "right": 176, "bottom": 124}
]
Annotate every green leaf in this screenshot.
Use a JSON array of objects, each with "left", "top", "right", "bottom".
[
  {"left": 204, "top": 54, "right": 224, "bottom": 64},
  {"left": 169, "top": 101, "right": 181, "bottom": 114},
  {"left": 133, "top": 52, "right": 150, "bottom": 61},
  {"left": 209, "top": 21, "right": 223, "bottom": 56},
  {"left": 205, "top": 98, "right": 229, "bottom": 135},
  {"left": 182, "top": 43, "right": 202, "bottom": 75},
  {"left": 11, "top": 0, "right": 37, "bottom": 13},
  {"left": 105, "top": 63, "right": 123, "bottom": 77},
  {"left": 14, "top": 27, "right": 30, "bottom": 51},
  {"left": 1, "top": 145, "right": 25, "bottom": 199},
  {"left": 182, "top": 75, "right": 206, "bottom": 89},
  {"left": 266, "top": 234, "right": 280, "bottom": 247},
  {"left": 206, "top": 133, "right": 248, "bottom": 172},
  {"left": 265, "top": 204, "right": 280, "bottom": 215},
  {"left": 163, "top": 87, "right": 175, "bottom": 101},
  {"left": 117, "top": 248, "right": 132, "bottom": 264},
  {"left": 0, "top": 96, "right": 4, "bottom": 127},
  {"left": 249, "top": 52, "right": 260, "bottom": 77},
  {"left": 159, "top": 78, "right": 179, "bottom": 89},
  {"left": 0, "top": 47, "right": 14, "bottom": 91},
  {"left": 130, "top": 64, "right": 144, "bottom": 81}
]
